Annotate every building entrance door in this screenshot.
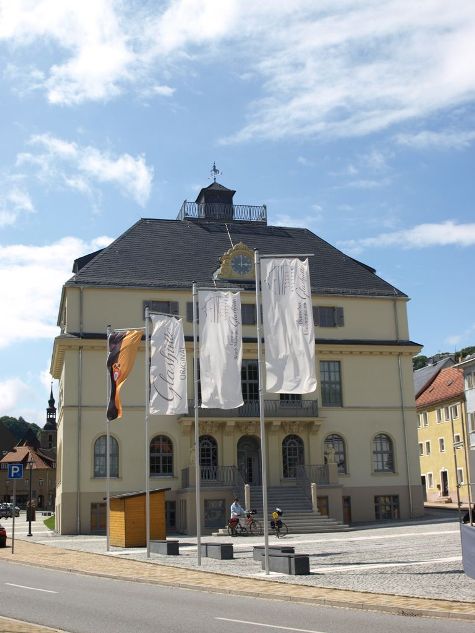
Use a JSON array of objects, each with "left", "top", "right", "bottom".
[
  {"left": 237, "top": 436, "right": 261, "bottom": 486},
  {"left": 441, "top": 470, "right": 449, "bottom": 497},
  {"left": 421, "top": 476, "right": 427, "bottom": 501}
]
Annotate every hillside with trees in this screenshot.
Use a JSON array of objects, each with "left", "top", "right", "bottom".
[
  {"left": 0, "top": 416, "right": 41, "bottom": 442},
  {"left": 413, "top": 346, "right": 475, "bottom": 371}
]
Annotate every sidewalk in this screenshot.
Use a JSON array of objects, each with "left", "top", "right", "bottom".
[{"left": 1, "top": 512, "right": 475, "bottom": 631}]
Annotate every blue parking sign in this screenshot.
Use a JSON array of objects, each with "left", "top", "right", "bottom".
[{"left": 8, "top": 463, "right": 23, "bottom": 479}]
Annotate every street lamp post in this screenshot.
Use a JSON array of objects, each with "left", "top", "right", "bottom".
[{"left": 27, "top": 460, "right": 33, "bottom": 537}]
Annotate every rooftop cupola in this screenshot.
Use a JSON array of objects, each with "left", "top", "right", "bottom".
[{"left": 177, "top": 163, "right": 267, "bottom": 224}]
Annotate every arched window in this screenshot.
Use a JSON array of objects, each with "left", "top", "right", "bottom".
[
  {"left": 324, "top": 434, "right": 347, "bottom": 474},
  {"left": 282, "top": 434, "right": 304, "bottom": 478},
  {"left": 372, "top": 434, "right": 395, "bottom": 472},
  {"left": 94, "top": 435, "right": 119, "bottom": 478},
  {"left": 150, "top": 435, "right": 173, "bottom": 476},
  {"left": 200, "top": 435, "right": 218, "bottom": 480}
]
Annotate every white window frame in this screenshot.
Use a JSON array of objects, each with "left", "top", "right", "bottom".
[
  {"left": 444, "top": 406, "right": 450, "bottom": 421},
  {"left": 450, "top": 404, "right": 459, "bottom": 419},
  {"left": 454, "top": 433, "right": 461, "bottom": 445},
  {"left": 427, "top": 472, "right": 434, "bottom": 488},
  {"left": 469, "top": 412, "right": 475, "bottom": 433},
  {"left": 436, "top": 408, "right": 442, "bottom": 424},
  {"left": 466, "top": 373, "right": 473, "bottom": 389},
  {"left": 425, "top": 440, "right": 431, "bottom": 456},
  {"left": 438, "top": 437, "right": 445, "bottom": 453},
  {"left": 419, "top": 442, "right": 423, "bottom": 456},
  {"left": 457, "top": 467, "right": 464, "bottom": 485}
]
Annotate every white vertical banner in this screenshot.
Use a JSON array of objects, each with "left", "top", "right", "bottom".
[
  {"left": 150, "top": 315, "right": 188, "bottom": 415},
  {"left": 199, "top": 290, "right": 244, "bottom": 409},
  {"left": 260, "top": 257, "right": 317, "bottom": 393}
]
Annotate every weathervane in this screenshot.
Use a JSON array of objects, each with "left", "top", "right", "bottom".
[{"left": 210, "top": 161, "right": 221, "bottom": 182}]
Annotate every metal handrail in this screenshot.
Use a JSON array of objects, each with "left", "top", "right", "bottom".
[
  {"left": 177, "top": 201, "right": 267, "bottom": 223},
  {"left": 182, "top": 399, "right": 318, "bottom": 418}
]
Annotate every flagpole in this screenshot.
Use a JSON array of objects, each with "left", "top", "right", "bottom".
[
  {"left": 254, "top": 249, "right": 270, "bottom": 575},
  {"left": 192, "top": 282, "right": 202, "bottom": 565},
  {"left": 145, "top": 307, "right": 151, "bottom": 558},
  {"left": 106, "top": 325, "right": 112, "bottom": 552}
]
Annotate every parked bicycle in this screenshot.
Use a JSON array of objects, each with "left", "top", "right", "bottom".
[
  {"left": 227, "top": 509, "right": 262, "bottom": 536},
  {"left": 270, "top": 507, "right": 288, "bottom": 538}
]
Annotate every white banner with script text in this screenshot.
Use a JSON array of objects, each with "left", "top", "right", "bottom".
[
  {"left": 199, "top": 290, "right": 243, "bottom": 409},
  {"left": 260, "top": 258, "right": 316, "bottom": 393},
  {"left": 150, "top": 315, "right": 188, "bottom": 415}
]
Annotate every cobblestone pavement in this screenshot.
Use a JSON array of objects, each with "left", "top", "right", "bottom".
[{"left": 1, "top": 509, "right": 474, "bottom": 632}]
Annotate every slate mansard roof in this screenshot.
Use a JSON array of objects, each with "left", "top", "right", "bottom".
[{"left": 66, "top": 218, "right": 406, "bottom": 298}]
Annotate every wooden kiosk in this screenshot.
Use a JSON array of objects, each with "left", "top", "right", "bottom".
[{"left": 109, "top": 488, "right": 170, "bottom": 547}]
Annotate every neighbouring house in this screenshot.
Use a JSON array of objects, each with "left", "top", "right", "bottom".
[
  {"left": 416, "top": 366, "right": 471, "bottom": 504},
  {"left": 50, "top": 178, "right": 424, "bottom": 535},
  {"left": 454, "top": 355, "right": 475, "bottom": 503},
  {"left": 0, "top": 388, "right": 57, "bottom": 510}
]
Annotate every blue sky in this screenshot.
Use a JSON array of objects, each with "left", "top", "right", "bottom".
[{"left": 1, "top": 1, "right": 475, "bottom": 426}]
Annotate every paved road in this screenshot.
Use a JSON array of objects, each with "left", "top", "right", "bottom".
[
  {"left": 1, "top": 508, "right": 474, "bottom": 632},
  {"left": 7, "top": 509, "right": 472, "bottom": 602},
  {"left": 1, "top": 560, "right": 474, "bottom": 633}
]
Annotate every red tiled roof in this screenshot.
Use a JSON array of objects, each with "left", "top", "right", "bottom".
[
  {"left": 0, "top": 446, "right": 52, "bottom": 470},
  {"left": 416, "top": 366, "right": 464, "bottom": 407}
]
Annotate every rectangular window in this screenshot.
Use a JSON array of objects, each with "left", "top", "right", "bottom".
[
  {"left": 313, "top": 306, "right": 344, "bottom": 327},
  {"left": 418, "top": 442, "right": 423, "bottom": 456},
  {"left": 427, "top": 472, "right": 434, "bottom": 488},
  {"left": 320, "top": 360, "right": 342, "bottom": 406},
  {"left": 436, "top": 409, "right": 442, "bottom": 423},
  {"left": 417, "top": 415, "right": 421, "bottom": 429},
  {"left": 444, "top": 406, "right": 450, "bottom": 421},
  {"left": 143, "top": 300, "right": 179, "bottom": 317},
  {"left": 450, "top": 404, "right": 459, "bottom": 419},
  {"left": 425, "top": 441, "right": 431, "bottom": 455},
  {"left": 419, "top": 412, "right": 428, "bottom": 427},
  {"left": 186, "top": 302, "right": 195, "bottom": 323},
  {"left": 469, "top": 412, "right": 475, "bottom": 433},
  {"left": 457, "top": 468, "right": 464, "bottom": 485},
  {"left": 466, "top": 373, "right": 473, "bottom": 389},
  {"left": 241, "top": 360, "right": 259, "bottom": 402},
  {"left": 374, "top": 495, "right": 400, "bottom": 520},
  {"left": 241, "top": 304, "right": 257, "bottom": 325},
  {"left": 454, "top": 433, "right": 461, "bottom": 445},
  {"left": 438, "top": 437, "right": 445, "bottom": 452}
]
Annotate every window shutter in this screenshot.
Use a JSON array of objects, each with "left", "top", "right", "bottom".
[{"left": 335, "top": 307, "right": 344, "bottom": 326}]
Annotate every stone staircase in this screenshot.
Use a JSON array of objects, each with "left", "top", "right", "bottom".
[{"left": 215, "top": 485, "right": 350, "bottom": 535}]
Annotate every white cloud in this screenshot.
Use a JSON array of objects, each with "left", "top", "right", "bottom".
[
  {"left": 0, "top": 378, "right": 30, "bottom": 416},
  {"left": 2, "top": 1, "right": 475, "bottom": 145},
  {"left": 339, "top": 220, "right": 475, "bottom": 253},
  {"left": 0, "top": 235, "right": 113, "bottom": 349},
  {"left": 396, "top": 129, "right": 475, "bottom": 149},
  {"left": 0, "top": 1, "right": 135, "bottom": 105},
  {"left": 0, "top": 186, "right": 35, "bottom": 227},
  {"left": 17, "top": 133, "right": 153, "bottom": 206}
]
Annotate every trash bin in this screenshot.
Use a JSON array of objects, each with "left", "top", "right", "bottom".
[
  {"left": 0, "top": 524, "right": 7, "bottom": 548},
  {"left": 27, "top": 507, "right": 36, "bottom": 522}
]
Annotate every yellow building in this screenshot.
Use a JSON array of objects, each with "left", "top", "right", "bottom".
[
  {"left": 50, "top": 180, "right": 424, "bottom": 534},
  {"left": 416, "top": 366, "right": 471, "bottom": 504}
]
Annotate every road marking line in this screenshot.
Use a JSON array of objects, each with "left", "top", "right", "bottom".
[
  {"left": 311, "top": 556, "right": 462, "bottom": 573},
  {"left": 5, "top": 583, "right": 58, "bottom": 594},
  {"left": 216, "top": 618, "right": 325, "bottom": 633}
]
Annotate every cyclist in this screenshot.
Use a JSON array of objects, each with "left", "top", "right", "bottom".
[
  {"left": 271, "top": 507, "right": 283, "bottom": 530},
  {"left": 230, "top": 497, "right": 245, "bottom": 530}
]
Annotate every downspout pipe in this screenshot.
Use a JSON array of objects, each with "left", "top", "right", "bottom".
[
  {"left": 76, "top": 286, "right": 84, "bottom": 534},
  {"left": 393, "top": 293, "right": 414, "bottom": 518}
]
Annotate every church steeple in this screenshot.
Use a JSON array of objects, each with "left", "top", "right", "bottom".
[{"left": 44, "top": 383, "right": 57, "bottom": 432}]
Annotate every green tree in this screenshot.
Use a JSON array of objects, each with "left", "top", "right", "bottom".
[
  {"left": 412, "top": 355, "right": 428, "bottom": 371},
  {"left": 0, "top": 416, "right": 40, "bottom": 442}
]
